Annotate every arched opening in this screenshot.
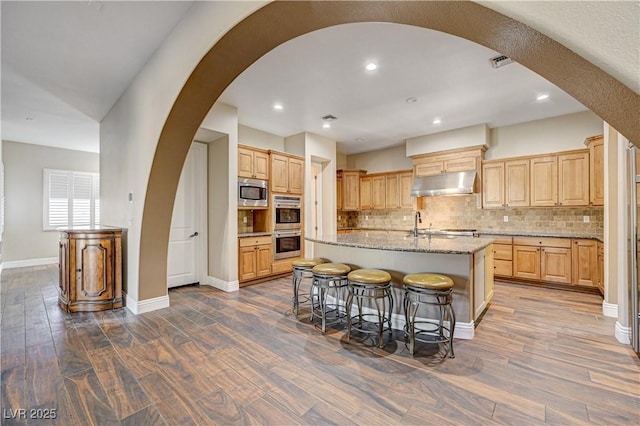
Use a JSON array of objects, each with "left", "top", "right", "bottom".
[{"left": 139, "top": 1, "right": 638, "bottom": 300}]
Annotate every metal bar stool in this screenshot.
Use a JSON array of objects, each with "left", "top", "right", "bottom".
[
  {"left": 403, "top": 273, "right": 456, "bottom": 358},
  {"left": 291, "top": 258, "right": 325, "bottom": 316},
  {"left": 310, "top": 263, "right": 351, "bottom": 333},
  {"left": 346, "top": 269, "right": 393, "bottom": 348}
]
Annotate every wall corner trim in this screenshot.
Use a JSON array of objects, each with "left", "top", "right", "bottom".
[
  {"left": 125, "top": 292, "right": 170, "bottom": 315},
  {"left": 602, "top": 301, "right": 618, "bottom": 318},
  {"left": 2, "top": 257, "right": 58, "bottom": 269},
  {"left": 206, "top": 276, "right": 239, "bottom": 292},
  {"left": 614, "top": 321, "right": 631, "bottom": 345}
]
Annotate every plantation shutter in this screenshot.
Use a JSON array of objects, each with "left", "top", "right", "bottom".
[{"left": 44, "top": 169, "right": 99, "bottom": 230}]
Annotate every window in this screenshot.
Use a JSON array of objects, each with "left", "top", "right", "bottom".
[{"left": 43, "top": 169, "right": 100, "bottom": 230}]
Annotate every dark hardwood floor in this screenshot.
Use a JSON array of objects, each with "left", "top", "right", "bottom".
[{"left": 1, "top": 264, "right": 639, "bottom": 425}]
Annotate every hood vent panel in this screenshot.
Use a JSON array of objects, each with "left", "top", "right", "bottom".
[{"left": 411, "top": 171, "right": 477, "bottom": 197}]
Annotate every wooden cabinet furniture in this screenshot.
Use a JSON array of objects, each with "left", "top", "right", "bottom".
[
  {"left": 513, "top": 237, "right": 572, "bottom": 284},
  {"left": 238, "top": 145, "right": 269, "bottom": 180},
  {"left": 336, "top": 175, "right": 342, "bottom": 210},
  {"left": 586, "top": 134, "right": 604, "bottom": 206},
  {"left": 238, "top": 235, "right": 272, "bottom": 282},
  {"left": 412, "top": 146, "right": 484, "bottom": 178},
  {"left": 530, "top": 151, "right": 589, "bottom": 207},
  {"left": 58, "top": 227, "right": 123, "bottom": 312},
  {"left": 481, "top": 235, "right": 513, "bottom": 277},
  {"left": 338, "top": 169, "right": 366, "bottom": 211},
  {"left": 597, "top": 241, "right": 604, "bottom": 295},
  {"left": 371, "top": 175, "right": 386, "bottom": 209},
  {"left": 572, "top": 239, "right": 598, "bottom": 286},
  {"left": 271, "top": 152, "right": 303, "bottom": 194},
  {"left": 482, "top": 159, "right": 529, "bottom": 208},
  {"left": 399, "top": 171, "right": 415, "bottom": 209},
  {"left": 359, "top": 176, "right": 372, "bottom": 210},
  {"left": 385, "top": 174, "right": 399, "bottom": 209}
]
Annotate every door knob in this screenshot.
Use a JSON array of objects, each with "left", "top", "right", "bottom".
[{"left": 189, "top": 232, "right": 199, "bottom": 238}]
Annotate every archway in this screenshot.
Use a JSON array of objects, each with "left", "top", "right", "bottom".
[{"left": 139, "top": 1, "right": 639, "bottom": 300}]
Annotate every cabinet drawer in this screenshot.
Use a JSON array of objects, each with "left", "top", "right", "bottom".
[
  {"left": 493, "top": 243, "right": 513, "bottom": 260},
  {"left": 271, "top": 259, "right": 294, "bottom": 274},
  {"left": 482, "top": 235, "right": 513, "bottom": 245},
  {"left": 494, "top": 260, "right": 513, "bottom": 277},
  {"left": 513, "top": 236, "right": 571, "bottom": 248},
  {"left": 239, "top": 236, "right": 272, "bottom": 247}
]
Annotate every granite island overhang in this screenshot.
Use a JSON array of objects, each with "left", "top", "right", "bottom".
[{"left": 306, "top": 232, "right": 495, "bottom": 339}]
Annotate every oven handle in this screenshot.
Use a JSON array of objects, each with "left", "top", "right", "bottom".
[{"left": 274, "top": 230, "right": 301, "bottom": 237}]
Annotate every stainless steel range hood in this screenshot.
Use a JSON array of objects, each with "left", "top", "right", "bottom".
[{"left": 410, "top": 171, "right": 477, "bottom": 196}]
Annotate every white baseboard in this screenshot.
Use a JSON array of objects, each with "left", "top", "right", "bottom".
[
  {"left": 2, "top": 257, "right": 57, "bottom": 269},
  {"left": 602, "top": 301, "right": 618, "bottom": 318},
  {"left": 615, "top": 321, "right": 631, "bottom": 345},
  {"left": 205, "top": 276, "right": 239, "bottom": 292},
  {"left": 125, "top": 292, "right": 170, "bottom": 314}
]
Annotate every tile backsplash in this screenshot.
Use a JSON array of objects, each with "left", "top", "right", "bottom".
[
  {"left": 238, "top": 210, "right": 253, "bottom": 234},
  {"left": 338, "top": 194, "right": 603, "bottom": 236}
]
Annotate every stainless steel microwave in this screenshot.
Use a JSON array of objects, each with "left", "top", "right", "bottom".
[{"left": 238, "top": 178, "right": 268, "bottom": 207}]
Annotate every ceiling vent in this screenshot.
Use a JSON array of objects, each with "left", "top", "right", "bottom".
[
  {"left": 490, "top": 55, "right": 513, "bottom": 68},
  {"left": 322, "top": 114, "right": 337, "bottom": 121}
]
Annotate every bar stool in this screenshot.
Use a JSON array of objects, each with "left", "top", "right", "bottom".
[
  {"left": 310, "top": 263, "right": 351, "bottom": 333},
  {"left": 402, "top": 273, "right": 456, "bottom": 358},
  {"left": 346, "top": 269, "right": 393, "bottom": 348},
  {"left": 291, "top": 258, "right": 325, "bottom": 316}
]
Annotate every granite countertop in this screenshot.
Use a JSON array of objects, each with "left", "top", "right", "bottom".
[
  {"left": 337, "top": 227, "right": 603, "bottom": 241},
  {"left": 238, "top": 232, "right": 272, "bottom": 238},
  {"left": 307, "top": 232, "right": 493, "bottom": 255}
]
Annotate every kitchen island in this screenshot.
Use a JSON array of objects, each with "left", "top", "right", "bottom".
[{"left": 306, "top": 231, "right": 495, "bottom": 339}]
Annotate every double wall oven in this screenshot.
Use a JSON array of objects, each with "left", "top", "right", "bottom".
[{"left": 273, "top": 195, "right": 302, "bottom": 259}]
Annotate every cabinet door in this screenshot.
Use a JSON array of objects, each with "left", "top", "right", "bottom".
[
  {"left": 371, "top": 176, "right": 386, "bottom": 209},
  {"left": 336, "top": 177, "right": 343, "bottom": 210},
  {"left": 558, "top": 152, "right": 589, "bottom": 206},
  {"left": 541, "top": 247, "right": 572, "bottom": 283},
  {"left": 530, "top": 156, "right": 558, "bottom": 206},
  {"left": 399, "top": 172, "right": 414, "bottom": 209},
  {"left": 572, "top": 239, "right": 598, "bottom": 286},
  {"left": 238, "top": 147, "right": 255, "bottom": 178},
  {"left": 287, "top": 157, "right": 304, "bottom": 194},
  {"left": 271, "top": 154, "right": 289, "bottom": 193},
  {"left": 74, "top": 237, "right": 114, "bottom": 302},
  {"left": 256, "top": 245, "right": 272, "bottom": 278},
  {"left": 494, "top": 260, "right": 513, "bottom": 277},
  {"left": 482, "top": 162, "right": 504, "bottom": 208},
  {"left": 505, "top": 159, "right": 530, "bottom": 207},
  {"left": 59, "top": 237, "right": 69, "bottom": 299},
  {"left": 239, "top": 246, "right": 257, "bottom": 281},
  {"left": 414, "top": 161, "right": 443, "bottom": 176},
  {"left": 359, "top": 177, "right": 372, "bottom": 210},
  {"left": 590, "top": 138, "right": 604, "bottom": 206},
  {"left": 597, "top": 242, "right": 604, "bottom": 294},
  {"left": 444, "top": 157, "right": 477, "bottom": 172},
  {"left": 513, "top": 245, "right": 540, "bottom": 280},
  {"left": 342, "top": 172, "right": 360, "bottom": 210},
  {"left": 385, "top": 174, "right": 399, "bottom": 209},
  {"left": 253, "top": 151, "right": 270, "bottom": 180}
]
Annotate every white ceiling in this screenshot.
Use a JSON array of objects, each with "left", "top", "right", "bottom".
[{"left": 0, "top": 1, "right": 600, "bottom": 155}]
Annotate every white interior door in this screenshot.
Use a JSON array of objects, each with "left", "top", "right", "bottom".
[{"left": 168, "top": 142, "right": 206, "bottom": 288}]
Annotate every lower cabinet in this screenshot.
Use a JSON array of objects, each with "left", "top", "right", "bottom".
[
  {"left": 238, "top": 236, "right": 272, "bottom": 282},
  {"left": 597, "top": 241, "right": 604, "bottom": 294},
  {"left": 513, "top": 244, "right": 541, "bottom": 280},
  {"left": 572, "top": 239, "right": 598, "bottom": 287},
  {"left": 541, "top": 246, "right": 572, "bottom": 284},
  {"left": 513, "top": 237, "right": 572, "bottom": 284}
]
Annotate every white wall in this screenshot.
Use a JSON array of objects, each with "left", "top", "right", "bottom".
[
  {"left": 346, "top": 144, "right": 412, "bottom": 173},
  {"left": 406, "top": 124, "right": 489, "bottom": 157},
  {"left": 486, "top": 111, "right": 603, "bottom": 160},
  {"left": 239, "top": 125, "right": 285, "bottom": 151},
  {"left": 284, "top": 132, "right": 305, "bottom": 157},
  {"left": 2, "top": 141, "right": 99, "bottom": 263}
]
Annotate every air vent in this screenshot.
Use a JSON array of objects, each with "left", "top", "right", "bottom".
[
  {"left": 490, "top": 55, "right": 513, "bottom": 68},
  {"left": 322, "top": 114, "right": 337, "bottom": 121}
]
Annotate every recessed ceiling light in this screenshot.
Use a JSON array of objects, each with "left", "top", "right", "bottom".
[
  {"left": 25, "top": 117, "right": 34, "bottom": 120},
  {"left": 536, "top": 94, "right": 549, "bottom": 101},
  {"left": 432, "top": 118, "right": 442, "bottom": 125},
  {"left": 406, "top": 97, "right": 418, "bottom": 103},
  {"left": 322, "top": 123, "right": 331, "bottom": 129},
  {"left": 273, "top": 103, "right": 283, "bottom": 110},
  {"left": 356, "top": 138, "right": 364, "bottom": 142},
  {"left": 365, "top": 62, "right": 377, "bottom": 71}
]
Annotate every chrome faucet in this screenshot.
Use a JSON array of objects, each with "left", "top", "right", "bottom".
[{"left": 413, "top": 211, "right": 422, "bottom": 237}]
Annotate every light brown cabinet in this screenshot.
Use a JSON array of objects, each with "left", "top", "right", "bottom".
[
  {"left": 530, "top": 156, "right": 559, "bottom": 206},
  {"left": 372, "top": 176, "right": 386, "bottom": 209},
  {"left": 336, "top": 176, "right": 342, "bottom": 210},
  {"left": 597, "top": 241, "right": 604, "bottom": 295},
  {"left": 271, "top": 152, "right": 303, "bottom": 194},
  {"left": 481, "top": 235, "right": 513, "bottom": 277},
  {"left": 413, "top": 151, "right": 479, "bottom": 177},
  {"left": 58, "top": 227, "right": 123, "bottom": 312},
  {"left": 238, "top": 236, "right": 272, "bottom": 282},
  {"left": 385, "top": 174, "right": 399, "bottom": 209},
  {"left": 513, "top": 237, "right": 572, "bottom": 284},
  {"left": 572, "top": 239, "right": 598, "bottom": 287},
  {"left": 238, "top": 145, "right": 269, "bottom": 180},
  {"left": 359, "top": 176, "right": 372, "bottom": 210},
  {"left": 338, "top": 169, "right": 365, "bottom": 211},
  {"left": 530, "top": 151, "right": 589, "bottom": 207},
  {"left": 482, "top": 159, "right": 529, "bottom": 208},
  {"left": 586, "top": 135, "right": 604, "bottom": 206},
  {"left": 399, "top": 171, "right": 415, "bottom": 209}
]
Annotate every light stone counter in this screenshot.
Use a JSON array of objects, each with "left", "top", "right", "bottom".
[{"left": 307, "top": 232, "right": 495, "bottom": 340}]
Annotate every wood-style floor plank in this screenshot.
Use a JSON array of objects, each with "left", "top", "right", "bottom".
[{"left": 1, "top": 265, "right": 639, "bottom": 425}]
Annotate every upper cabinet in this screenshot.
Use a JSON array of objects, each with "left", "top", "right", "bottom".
[
  {"left": 586, "top": 134, "right": 604, "bottom": 206},
  {"left": 271, "top": 152, "right": 304, "bottom": 194},
  {"left": 359, "top": 175, "right": 372, "bottom": 210},
  {"left": 482, "top": 159, "right": 530, "bottom": 209},
  {"left": 371, "top": 175, "right": 386, "bottom": 209},
  {"left": 398, "top": 171, "right": 415, "bottom": 209},
  {"left": 531, "top": 152, "right": 590, "bottom": 207},
  {"left": 412, "top": 147, "right": 483, "bottom": 177},
  {"left": 238, "top": 145, "right": 269, "bottom": 180},
  {"left": 530, "top": 156, "right": 559, "bottom": 206},
  {"left": 338, "top": 169, "right": 366, "bottom": 211}
]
